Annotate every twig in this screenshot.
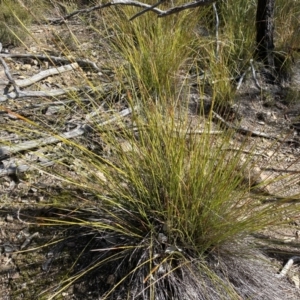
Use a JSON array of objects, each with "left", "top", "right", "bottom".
[
  {"left": 47, "top": 0, "right": 215, "bottom": 24},
  {"left": 236, "top": 67, "right": 250, "bottom": 90},
  {"left": 17, "top": 208, "right": 32, "bottom": 225},
  {"left": 0, "top": 53, "right": 101, "bottom": 72},
  {"left": 0, "top": 63, "right": 79, "bottom": 88},
  {"left": 212, "top": 3, "right": 219, "bottom": 61},
  {"left": 1, "top": 80, "right": 119, "bottom": 102},
  {"left": 0, "top": 157, "right": 58, "bottom": 177},
  {"left": 0, "top": 107, "right": 136, "bottom": 177},
  {"left": 157, "top": 0, "right": 215, "bottom": 17},
  {"left": 0, "top": 56, "right": 21, "bottom": 96},
  {"left": 262, "top": 167, "right": 300, "bottom": 174},
  {"left": 130, "top": 0, "right": 166, "bottom": 21},
  {"left": 0, "top": 86, "right": 85, "bottom": 102},
  {"left": 249, "top": 59, "right": 267, "bottom": 91},
  {"left": 0, "top": 107, "right": 135, "bottom": 159},
  {"left": 221, "top": 147, "right": 269, "bottom": 158},
  {"left": 22, "top": 98, "right": 91, "bottom": 110},
  {"left": 20, "top": 232, "right": 40, "bottom": 250},
  {"left": 276, "top": 256, "right": 300, "bottom": 279},
  {"left": 172, "top": 129, "right": 223, "bottom": 135},
  {"left": 212, "top": 110, "right": 298, "bottom": 144}
]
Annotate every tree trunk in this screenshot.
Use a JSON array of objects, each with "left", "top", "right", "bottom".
[{"left": 256, "top": 0, "right": 275, "bottom": 69}]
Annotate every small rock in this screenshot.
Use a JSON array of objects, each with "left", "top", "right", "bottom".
[
  {"left": 158, "top": 233, "right": 168, "bottom": 244},
  {"left": 29, "top": 187, "right": 37, "bottom": 194},
  {"left": 3, "top": 243, "right": 14, "bottom": 253},
  {"left": 3, "top": 181, "right": 10, "bottom": 188},
  {"left": 106, "top": 274, "right": 115, "bottom": 285},
  {"left": 7, "top": 113, "right": 19, "bottom": 120},
  {"left": 5, "top": 214, "right": 14, "bottom": 223},
  {"left": 120, "top": 141, "right": 140, "bottom": 153},
  {"left": 291, "top": 274, "right": 300, "bottom": 288},
  {"left": 10, "top": 272, "right": 20, "bottom": 279},
  {"left": 37, "top": 196, "right": 44, "bottom": 202},
  {"left": 21, "top": 283, "right": 27, "bottom": 289},
  {"left": 95, "top": 171, "right": 107, "bottom": 182},
  {"left": 30, "top": 46, "right": 38, "bottom": 52},
  {"left": 20, "top": 64, "right": 32, "bottom": 71}
]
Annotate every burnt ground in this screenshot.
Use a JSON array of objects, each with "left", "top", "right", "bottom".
[{"left": 1, "top": 10, "right": 300, "bottom": 300}]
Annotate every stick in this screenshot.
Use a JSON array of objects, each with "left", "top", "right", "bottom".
[
  {"left": 213, "top": 3, "right": 219, "bottom": 60},
  {"left": 0, "top": 86, "right": 84, "bottom": 102},
  {"left": 0, "top": 63, "right": 79, "bottom": 88},
  {"left": 249, "top": 59, "right": 267, "bottom": 91},
  {"left": 212, "top": 110, "right": 299, "bottom": 145},
  {"left": 0, "top": 107, "right": 135, "bottom": 159},
  {"left": 0, "top": 53, "right": 101, "bottom": 72},
  {"left": 47, "top": 0, "right": 215, "bottom": 24},
  {"left": 0, "top": 56, "right": 21, "bottom": 95},
  {"left": 276, "top": 256, "right": 300, "bottom": 279},
  {"left": 130, "top": 0, "right": 166, "bottom": 21}
]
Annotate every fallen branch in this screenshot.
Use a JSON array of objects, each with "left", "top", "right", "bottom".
[
  {"left": 0, "top": 53, "right": 101, "bottom": 72},
  {"left": 0, "top": 56, "right": 87, "bottom": 101},
  {"left": 276, "top": 256, "right": 300, "bottom": 279},
  {"left": 262, "top": 167, "right": 300, "bottom": 174},
  {"left": 0, "top": 56, "right": 21, "bottom": 96},
  {"left": 0, "top": 63, "right": 79, "bottom": 88},
  {"left": 0, "top": 107, "right": 135, "bottom": 159},
  {"left": 48, "top": 0, "right": 214, "bottom": 24},
  {"left": 236, "top": 67, "right": 250, "bottom": 90},
  {"left": 212, "top": 110, "right": 299, "bottom": 145},
  {"left": 250, "top": 59, "right": 267, "bottom": 91},
  {"left": 157, "top": 0, "right": 214, "bottom": 17},
  {"left": 0, "top": 159, "right": 55, "bottom": 177},
  {"left": 129, "top": 0, "right": 166, "bottom": 21},
  {"left": 21, "top": 98, "right": 91, "bottom": 110},
  {"left": 0, "top": 86, "right": 85, "bottom": 102},
  {"left": 172, "top": 129, "right": 223, "bottom": 135},
  {"left": 20, "top": 232, "right": 40, "bottom": 250}
]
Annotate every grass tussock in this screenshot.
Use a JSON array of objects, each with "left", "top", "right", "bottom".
[
  {"left": 38, "top": 98, "right": 299, "bottom": 299},
  {"left": 107, "top": 4, "right": 203, "bottom": 97}
]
